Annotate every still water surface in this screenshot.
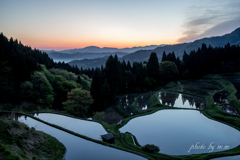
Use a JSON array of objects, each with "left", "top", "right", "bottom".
[
  {"left": 211, "top": 155, "right": 240, "bottom": 160},
  {"left": 33, "top": 113, "right": 107, "bottom": 140},
  {"left": 158, "top": 91, "right": 205, "bottom": 109},
  {"left": 18, "top": 116, "right": 146, "bottom": 160},
  {"left": 120, "top": 109, "right": 240, "bottom": 155}
]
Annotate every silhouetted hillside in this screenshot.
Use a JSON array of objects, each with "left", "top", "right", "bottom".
[
  {"left": 48, "top": 52, "right": 128, "bottom": 62},
  {"left": 44, "top": 45, "right": 164, "bottom": 54},
  {"left": 68, "top": 57, "right": 108, "bottom": 69},
  {"left": 68, "top": 27, "right": 240, "bottom": 69},
  {"left": 124, "top": 27, "right": 240, "bottom": 63}
]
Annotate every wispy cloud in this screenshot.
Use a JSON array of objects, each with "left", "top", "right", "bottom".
[{"left": 178, "top": 1, "right": 240, "bottom": 43}]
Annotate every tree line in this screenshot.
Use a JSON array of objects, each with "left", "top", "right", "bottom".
[
  {"left": 90, "top": 53, "right": 179, "bottom": 112},
  {"left": 90, "top": 43, "right": 240, "bottom": 111},
  {"left": 0, "top": 33, "right": 93, "bottom": 116},
  {"left": 162, "top": 43, "right": 240, "bottom": 78},
  {"left": 1, "top": 32, "right": 240, "bottom": 115}
]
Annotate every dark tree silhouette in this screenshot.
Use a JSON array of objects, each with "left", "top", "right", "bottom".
[{"left": 147, "top": 52, "right": 160, "bottom": 81}]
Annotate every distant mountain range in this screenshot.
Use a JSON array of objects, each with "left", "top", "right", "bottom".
[
  {"left": 43, "top": 45, "right": 165, "bottom": 62},
  {"left": 46, "top": 52, "right": 129, "bottom": 63},
  {"left": 43, "top": 45, "right": 165, "bottom": 54},
  {"left": 68, "top": 27, "right": 240, "bottom": 69}
]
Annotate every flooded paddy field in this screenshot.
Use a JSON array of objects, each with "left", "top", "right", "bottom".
[
  {"left": 219, "top": 104, "right": 239, "bottom": 115},
  {"left": 135, "top": 91, "right": 153, "bottom": 111},
  {"left": 32, "top": 113, "right": 108, "bottom": 140},
  {"left": 119, "top": 93, "right": 141, "bottom": 115},
  {"left": 211, "top": 155, "right": 240, "bottom": 160},
  {"left": 213, "top": 90, "right": 230, "bottom": 104},
  {"left": 118, "top": 91, "right": 153, "bottom": 115},
  {"left": 169, "top": 80, "right": 220, "bottom": 97},
  {"left": 0, "top": 112, "right": 147, "bottom": 160},
  {"left": 158, "top": 91, "right": 205, "bottom": 109},
  {"left": 20, "top": 115, "right": 147, "bottom": 160},
  {"left": 120, "top": 109, "right": 240, "bottom": 155}
]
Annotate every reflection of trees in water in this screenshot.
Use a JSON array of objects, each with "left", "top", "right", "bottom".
[
  {"left": 159, "top": 92, "right": 204, "bottom": 109},
  {"left": 220, "top": 105, "right": 239, "bottom": 115},
  {"left": 119, "top": 94, "right": 140, "bottom": 114},
  {"left": 195, "top": 102, "right": 204, "bottom": 109},
  {"left": 171, "top": 81, "right": 219, "bottom": 96},
  {"left": 136, "top": 92, "right": 153, "bottom": 109},
  {"left": 182, "top": 94, "right": 204, "bottom": 109},
  {"left": 0, "top": 112, "right": 22, "bottom": 121},
  {"left": 159, "top": 92, "right": 179, "bottom": 107},
  {"left": 182, "top": 95, "right": 194, "bottom": 106},
  {"left": 213, "top": 90, "right": 230, "bottom": 104},
  {"left": 120, "top": 94, "right": 138, "bottom": 108},
  {"left": 0, "top": 112, "right": 37, "bottom": 121}
]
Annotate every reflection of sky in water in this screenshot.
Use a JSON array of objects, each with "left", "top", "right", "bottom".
[
  {"left": 18, "top": 116, "right": 146, "bottom": 160},
  {"left": 33, "top": 113, "right": 107, "bottom": 140},
  {"left": 211, "top": 155, "right": 240, "bottom": 160},
  {"left": 120, "top": 109, "right": 240, "bottom": 155},
  {"left": 159, "top": 92, "right": 204, "bottom": 109}
]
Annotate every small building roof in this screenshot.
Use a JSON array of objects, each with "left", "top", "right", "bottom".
[{"left": 101, "top": 133, "right": 115, "bottom": 141}]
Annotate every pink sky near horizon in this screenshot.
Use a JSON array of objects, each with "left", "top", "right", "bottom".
[{"left": 1, "top": 0, "right": 239, "bottom": 51}]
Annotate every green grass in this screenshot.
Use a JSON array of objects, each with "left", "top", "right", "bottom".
[
  {"left": 0, "top": 117, "right": 66, "bottom": 160},
  {"left": 147, "top": 91, "right": 161, "bottom": 108},
  {"left": 124, "top": 132, "right": 135, "bottom": 146},
  {"left": 220, "top": 80, "right": 240, "bottom": 112}
]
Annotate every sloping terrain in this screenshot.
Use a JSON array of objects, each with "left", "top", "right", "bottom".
[
  {"left": 68, "top": 27, "right": 240, "bottom": 69},
  {"left": 0, "top": 114, "right": 66, "bottom": 160}
]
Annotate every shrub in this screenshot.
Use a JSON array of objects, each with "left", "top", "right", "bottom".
[{"left": 142, "top": 144, "right": 160, "bottom": 153}]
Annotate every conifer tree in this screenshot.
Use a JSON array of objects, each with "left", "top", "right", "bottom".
[
  {"left": 147, "top": 52, "right": 160, "bottom": 81},
  {"left": 162, "top": 51, "right": 167, "bottom": 62}
]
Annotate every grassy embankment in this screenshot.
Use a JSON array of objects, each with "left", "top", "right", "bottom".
[{"left": 0, "top": 116, "right": 66, "bottom": 160}]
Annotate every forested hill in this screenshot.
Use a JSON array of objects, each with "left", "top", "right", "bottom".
[
  {"left": 0, "top": 33, "right": 80, "bottom": 75},
  {"left": 0, "top": 33, "right": 92, "bottom": 112}
]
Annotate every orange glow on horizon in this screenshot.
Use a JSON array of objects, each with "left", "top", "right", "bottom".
[
  {"left": 23, "top": 39, "right": 179, "bottom": 50},
  {"left": 4, "top": 31, "right": 179, "bottom": 51},
  {"left": 35, "top": 42, "right": 177, "bottom": 50}
]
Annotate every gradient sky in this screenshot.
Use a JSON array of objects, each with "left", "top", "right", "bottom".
[{"left": 0, "top": 0, "right": 240, "bottom": 50}]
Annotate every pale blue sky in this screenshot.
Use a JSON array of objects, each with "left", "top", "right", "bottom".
[{"left": 0, "top": 0, "right": 239, "bottom": 50}]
